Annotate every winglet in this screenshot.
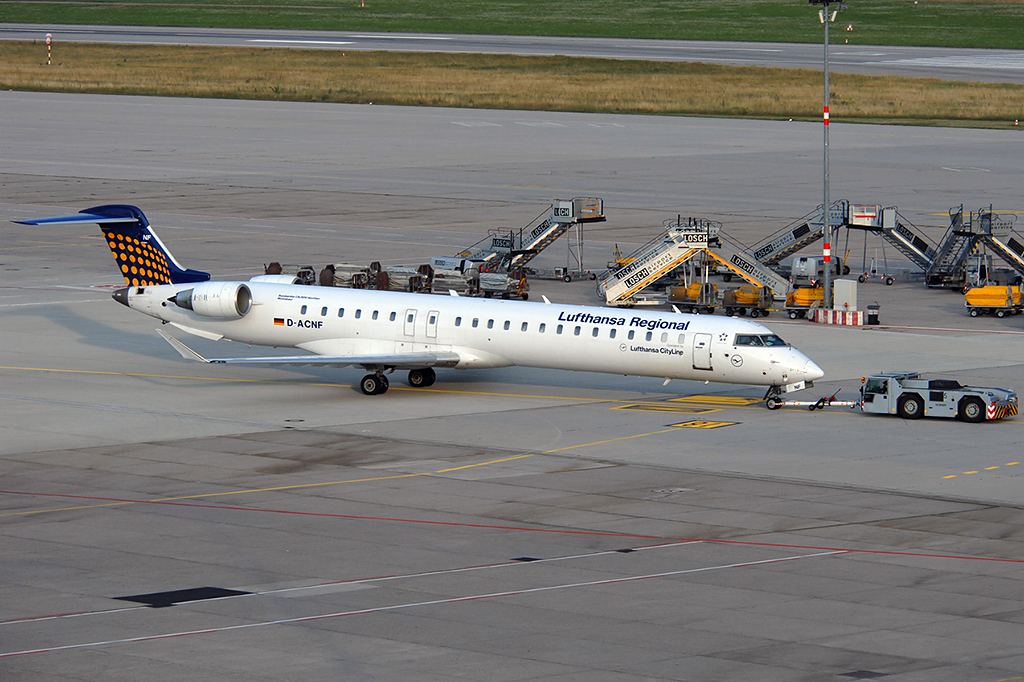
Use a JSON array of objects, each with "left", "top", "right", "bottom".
[{"left": 156, "top": 329, "right": 211, "bottom": 363}]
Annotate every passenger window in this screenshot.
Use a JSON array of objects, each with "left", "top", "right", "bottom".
[
  {"left": 610, "top": 329, "right": 616, "bottom": 339},
  {"left": 472, "top": 318, "right": 479, "bottom": 328},
  {"left": 338, "top": 308, "right": 345, "bottom": 318},
  {"left": 592, "top": 327, "right": 599, "bottom": 338},
  {"left": 390, "top": 312, "right": 397, "bottom": 322},
  {"left": 355, "top": 309, "right": 362, "bottom": 319},
  {"left": 407, "top": 313, "right": 414, "bottom": 323},
  {"left": 503, "top": 320, "right": 510, "bottom": 331},
  {"left": 430, "top": 314, "right": 437, "bottom": 325},
  {"left": 628, "top": 330, "right": 635, "bottom": 340},
  {"left": 372, "top": 311, "right": 379, "bottom": 320},
  {"left": 455, "top": 316, "right": 462, "bottom": 327},
  {"left": 677, "top": 334, "right": 685, "bottom": 344},
  {"left": 660, "top": 332, "right": 668, "bottom": 343},
  {"left": 539, "top": 323, "right": 546, "bottom": 333},
  {"left": 574, "top": 326, "right": 581, "bottom": 336},
  {"left": 557, "top": 324, "right": 563, "bottom": 334},
  {"left": 487, "top": 319, "right": 494, "bottom": 329},
  {"left": 521, "top": 322, "right": 528, "bottom": 332},
  {"left": 321, "top": 306, "right": 328, "bottom": 316},
  {"left": 300, "top": 305, "right": 307, "bottom": 315},
  {"left": 645, "top": 332, "right": 653, "bottom": 342}
]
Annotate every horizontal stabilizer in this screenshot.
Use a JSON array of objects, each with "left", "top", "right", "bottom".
[
  {"left": 15, "top": 205, "right": 210, "bottom": 286},
  {"left": 156, "top": 330, "right": 461, "bottom": 369}
]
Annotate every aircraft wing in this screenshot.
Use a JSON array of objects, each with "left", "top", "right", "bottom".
[{"left": 157, "top": 330, "right": 460, "bottom": 369}]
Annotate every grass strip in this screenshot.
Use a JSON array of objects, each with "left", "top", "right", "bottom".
[
  {"left": 3, "top": 0, "right": 1024, "bottom": 48},
  {"left": 2, "top": 42, "right": 1023, "bottom": 128}
]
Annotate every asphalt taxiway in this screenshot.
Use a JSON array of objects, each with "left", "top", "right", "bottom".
[{"left": 2, "top": 92, "right": 1024, "bottom": 681}]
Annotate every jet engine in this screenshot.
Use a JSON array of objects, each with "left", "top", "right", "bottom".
[{"left": 173, "top": 282, "right": 252, "bottom": 319}]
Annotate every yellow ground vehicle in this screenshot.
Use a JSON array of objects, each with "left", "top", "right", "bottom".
[{"left": 964, "top": 284, "right": 1023, "bottom": 318}]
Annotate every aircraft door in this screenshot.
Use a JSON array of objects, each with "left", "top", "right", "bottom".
[
  {"left": 426, "top": 310, "right": 439, "bottom": 338},
  {"left": 404, "top": 309, "right": 417, "bottom": 336},
  {"left": 692, "top": 333, "right": 712, "bottom": 370}
]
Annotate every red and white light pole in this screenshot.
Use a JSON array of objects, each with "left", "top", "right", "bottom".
[
  {"left": 46, "top": 33, "right": 52, "bottom": 66},
  {"left": 809, "top": 0, "right": 846, "bottom": 309}
]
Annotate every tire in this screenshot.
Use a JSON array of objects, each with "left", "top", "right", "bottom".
[
  {"left": 969, "top": 308, "right": 979, "bottom": 317},
  {"left": 562, "top": 275, "right": 572, "bottom": 283},
  {"left": 843, "top": 265, "right": 851, "bottom": 275},
  {"left": 858, "top": 275, "right": 866, "bottom": 283},
  {"left": 722, "top": 273, "right": 733, "bottom": 282},
  {"left": 750, "top": 308, "right": 760, "bottom": 318},
  {"left": 589, "top": 273, "right": 597, "bottom": 281},
  {"left": 408, "top": 369, "right": 429, "bottom": 388},
  {"left": 996, "top": 309, "right": 1006, "bottom": 318},
  {"left": 360, "top": 374, "right": 381, "bottom": 395},
  {"left": 885, "top": 277, "right": 894, "bottom": 286},
  {"left": 737, "top": 308, "right": 746, "bottom": 317},
  {"left": 521, "top": 293, "right": 529, "bottom": 301},
  {"left": 766, "top": 397, "right": 782, "bottom": 410},
  {"left": 761, "top": 310, "right": 770, "bottom": 318},
  {"left": 788, "top": 311, "right": 798, "bottom": 319},
  {"left": 897, "top": 394, "right": 924, "bottom": 419},
  {"left": 958, "top": 398, "right": 986, "bottom": 423}
]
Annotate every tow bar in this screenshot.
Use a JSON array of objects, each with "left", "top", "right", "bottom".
[{"left": 766, "top": 389, "right": 859, "bottom": 411}]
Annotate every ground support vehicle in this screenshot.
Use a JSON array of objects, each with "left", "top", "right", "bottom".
[
  {"left": 964, "top": 284, "right": 1023, "bottom": 318},
  {"left": 766, "top": 372, "right": 1018, "bottom": 423},
  {"left": 722, "top": 286, "right": 774, "bottom": 318}
]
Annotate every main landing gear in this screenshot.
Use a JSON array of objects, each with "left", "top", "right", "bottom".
[
  {"left": 359, "top": 368, "right": 437, "bottom": 395},
  {"left": 359, "top": 372, "right": 390, "bottom": 395}
]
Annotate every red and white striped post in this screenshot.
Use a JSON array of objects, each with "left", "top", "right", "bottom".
[{"left": 45, "top": 33, "right": 52, "bottom": 66}]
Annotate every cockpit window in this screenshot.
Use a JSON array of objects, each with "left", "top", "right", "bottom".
[
  {"left": 735, "top": 335, "right": 764, "bottom": 346},
  {"left": 760, "top": 334, "right": 788, "bottom": 347}
]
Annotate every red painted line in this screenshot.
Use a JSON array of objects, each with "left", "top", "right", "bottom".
[{"left": 0, "top": 489, "right": 659, "bottom": 539}]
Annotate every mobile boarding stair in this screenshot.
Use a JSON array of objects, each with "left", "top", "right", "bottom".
[
  {"left": 747, "top": 200, "right": 848, "bottom": 270},
  {"left": 596, "top": 217, "right": 791, "bottom": 307},
  {"left": 932, "top": 206, "right": 1024, "bottom": 288},
  {"left": 844, "top": 204, "right": 938, "bottom": 278},
  {"left": 455, "top": 197, "right": 604, "bottom": 271}
]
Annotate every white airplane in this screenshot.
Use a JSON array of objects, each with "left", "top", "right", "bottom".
[{"left": 17, "top": 205, "right": 824, "bottom": 399}]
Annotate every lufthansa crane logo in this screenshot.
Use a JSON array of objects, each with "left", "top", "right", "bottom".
[{"left": 730, "top": 355, "right": 743, "bottom": 367}]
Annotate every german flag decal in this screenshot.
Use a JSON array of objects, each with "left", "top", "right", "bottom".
[{"left": 274, "top": 318, "right": 285, "bottom": 326}]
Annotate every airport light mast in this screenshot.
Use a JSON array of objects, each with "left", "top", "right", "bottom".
[{"left": 810, "top": 0, "right": 846, "bottom": 309}]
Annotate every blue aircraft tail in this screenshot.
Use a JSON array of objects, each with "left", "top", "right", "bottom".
[{"left": 15, "top": 204, "right": 210, "bottom": 286}]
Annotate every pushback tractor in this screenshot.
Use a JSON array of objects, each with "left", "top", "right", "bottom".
[{"left": 767, "top": 371, "right": 1018, "bottom": 423}]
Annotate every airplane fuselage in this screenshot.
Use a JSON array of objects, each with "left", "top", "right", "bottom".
[{"left": 123, "top": 281, "right": 823, "bottom": 388}]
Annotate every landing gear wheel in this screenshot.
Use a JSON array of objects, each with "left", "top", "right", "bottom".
[
  {"left": 408, "top": 368, "right": 436, "bottom": 388},
  {"left": 897, "top": 393, "right": 924, "bottom": 419},
  {"left": 360, "top": 373, "right": 389, "bottom": 395},
  {"left": 766, "top": 397, "right": 782, "bottom": 410},
  {"left": 958, "top": 398, "right": 986, "bottom": 423}
]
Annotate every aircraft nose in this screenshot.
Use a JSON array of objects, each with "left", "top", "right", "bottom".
[{"left": 802, "top": 357, "right": 825, "bottom": 382}]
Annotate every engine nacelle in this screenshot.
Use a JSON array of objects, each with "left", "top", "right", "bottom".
[
  {"left": 249, "top": 274, "right": 301, "bottom": 285},
  {"left": 174, "top": 282, "right": 252, "bottom": 319}
]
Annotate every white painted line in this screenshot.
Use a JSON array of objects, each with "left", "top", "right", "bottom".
[
  {"left": 0, "top": 549, "right": 844, "bottom": 658},
  {"left": 248, "top": 39, "right": 353, "bottom": 46}
]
